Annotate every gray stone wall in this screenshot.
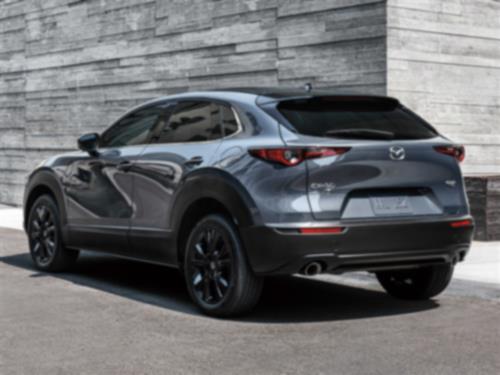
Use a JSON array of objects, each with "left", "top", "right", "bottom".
[
  {"left": 0, "top": 0, "right": 387, "bottom": 205},
  {"left": 1, "top": 0, "right": 499, "bottom": 206},
  {"left": 465, "top": 176, "right": 500, "bottom": 241},
  {"left": 387, "top": 0, "right": 500, "bottom": 175}
]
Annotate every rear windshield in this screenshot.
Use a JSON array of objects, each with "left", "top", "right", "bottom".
[{"left": 278, "top": 97, "right": 438, "bottom": 140}]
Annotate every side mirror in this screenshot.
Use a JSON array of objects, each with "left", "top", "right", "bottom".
[{"left": 78, "top": 133, "right": 100, "bottom": 156}]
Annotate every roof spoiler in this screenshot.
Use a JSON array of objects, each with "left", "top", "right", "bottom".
[{"left": 258, "top": 94, "right": 400, "bottom": 109}]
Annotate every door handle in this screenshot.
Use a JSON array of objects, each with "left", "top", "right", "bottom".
[
  {"left": 117, "top": 160, "right": 132, "bottom": 172},
  {"left": 184, "top": 156, "right": 203, "bottom": 167}
]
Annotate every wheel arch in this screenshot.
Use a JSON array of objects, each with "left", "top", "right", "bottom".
[
  {"left": 24, "top": 169, "right": 68, "bottom": 232},
  {"left": 170, "top": 169, "right": 261, "bottom": 266}
]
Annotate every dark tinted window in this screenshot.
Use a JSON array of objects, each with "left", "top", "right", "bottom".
[
  {"left": 222, "top": 105, "right": 239, "bottom": 136},
  {"left": 157, "top": 101, "right": 223, "bottom": 143},
  {"left": 100, "top": 106, "right": 163, "bottom": 147},
  {"left": 278, "top": 97, "right": 438, "bottom": 140}
]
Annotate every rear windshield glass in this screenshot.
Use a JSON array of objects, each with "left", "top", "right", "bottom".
[{"left": 278, "top": 97, "right": 438, "bottom": 140}]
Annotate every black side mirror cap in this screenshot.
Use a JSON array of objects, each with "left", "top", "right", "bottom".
[{"left": 78, "top": 133, "right": 100, "bottom": 156}]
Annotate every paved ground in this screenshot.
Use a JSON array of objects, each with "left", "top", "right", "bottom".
[
  {"left": 1, "top": 227, "right": 499, "bottom": 374},
  {"left": 0, "top": 205, "right": 23, "bottom": 231}
]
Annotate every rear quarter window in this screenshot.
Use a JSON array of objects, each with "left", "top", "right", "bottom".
[{"left": 277, "top": 97, "right": 438, "bottom": 140}]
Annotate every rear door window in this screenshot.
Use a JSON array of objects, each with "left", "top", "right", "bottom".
[
  {"left": 156, "top": 101, "right": 222, "bottom": 143},
  {"left": 277, "top": 97, "right": 438, "bottom": 140}
]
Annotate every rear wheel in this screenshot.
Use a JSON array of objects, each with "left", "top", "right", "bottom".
[
  {"left": 376, "top": 264, "right": 454, "bottom": 300},
  {"left": 27, "top": 195, "right": 79, "bottom": 272},
  {"left": 183, "top": 214, "right": 263, "bottom": 317}
]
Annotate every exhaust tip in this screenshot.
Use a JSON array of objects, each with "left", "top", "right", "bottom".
[{"left": 302, "top": 261, "right": 323, "bottom": 276}]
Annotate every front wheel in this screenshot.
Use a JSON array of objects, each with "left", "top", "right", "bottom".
[
  {"left": 27, "top": 195, "right": 79, "bottom": 272},
  {"left": 183, "top": 214, "right": 263, "bottom": 317},
  {"left": 376, "top": 264, "right": 454, "bottom": 300}
]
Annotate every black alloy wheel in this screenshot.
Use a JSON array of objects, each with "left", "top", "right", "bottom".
[
  {"left": 28, "top": 195, "right": 78, "bottom": 271},
  {"left": 30, "top": 203, "right": 57, "bottom": 266},
  {"left": 189, "top": 225, "right": 232, "bottom": 304},
  {"left": 184, "top": 214, "right": 263, "bottom": 317}
]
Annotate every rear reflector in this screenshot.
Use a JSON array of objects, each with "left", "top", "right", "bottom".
[
  {"left": 434, "top": 145, "right": 465, "bottom": 163},
  {"left": 249, "top": 147, "right": 350, "bottom": 167},
  {"left": 299, "top": 227, "right": 345, "bottom": 234},
  {"left": 450, "top": 219, "right": 473, "bottom": 228}
]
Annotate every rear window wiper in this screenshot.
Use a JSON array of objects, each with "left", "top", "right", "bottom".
[{"left": 323, "top": 128, "right": 395, "bottom": 140}]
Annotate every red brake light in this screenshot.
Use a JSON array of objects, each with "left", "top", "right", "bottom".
[
  {"left": 249, "top": 147, "right": 350, "bottom": 166},
  {"left": 450, "top": 219, "right": 473, "bottom": 228},
  {"left": 299, "top": 227, "right": 345, "bottom": 234},
  {"left": 434, "top": 145, "right": 465, "bottom": 163},
  {"left": 249, "top": 148, "right": 302, "bottom": 166}
]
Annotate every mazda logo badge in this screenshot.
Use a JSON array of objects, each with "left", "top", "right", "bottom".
[{"left": 389, "top": 146, "right": 405, "bottom": 160}]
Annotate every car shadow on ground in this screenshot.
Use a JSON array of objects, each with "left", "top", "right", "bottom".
[{"left": 1, "top": 252, "right": 438, "bottom": 323}]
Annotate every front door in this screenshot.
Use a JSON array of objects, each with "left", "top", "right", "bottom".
[{"left": 63, "top": 104, "right": 166, "bottom": 255}]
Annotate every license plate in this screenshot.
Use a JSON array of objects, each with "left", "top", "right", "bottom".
[{"left": 370, "top": 196, "right": 413, "bottom": 216}]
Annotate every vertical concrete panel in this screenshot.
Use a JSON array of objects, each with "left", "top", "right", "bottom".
[{"left": 387, "top": 0, "right": 500, "bottom": 175}]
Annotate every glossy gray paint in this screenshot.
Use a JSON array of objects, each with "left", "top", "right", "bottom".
[{"left": 23, "top": 89, "right": 472, "bottom": 273}]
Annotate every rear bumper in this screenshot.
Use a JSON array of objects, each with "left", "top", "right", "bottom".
[{"left": 240, "top": 217, "right": 474, "bottom": 275}]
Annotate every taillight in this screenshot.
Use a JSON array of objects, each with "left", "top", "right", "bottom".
[
  {"left": 434, "top": 145, "right": 465, "bottom": 163},
  {"left": 249, "top": 147, "right": 350, "bottom": 166}
]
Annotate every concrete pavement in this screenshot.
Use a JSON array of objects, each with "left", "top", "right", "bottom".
[
  {"left": 0, "top": 204, "right": 23, "bottom": 231},
  {"left": 454, "top": 240, "right": 500, "bottom": 285},
  {"left": 0, "top": 227, "right": 499, "bottom": 374}
]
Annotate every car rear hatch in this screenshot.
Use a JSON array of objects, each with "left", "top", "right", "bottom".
[{"left": 270, "top": 95, "right": 468, "bottom": 221}]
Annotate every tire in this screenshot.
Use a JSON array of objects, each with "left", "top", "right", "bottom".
[
  {"left": 183, "top": 214, "right": 263, "bottom": 317},
  {"left": 27, "top": 194, "right": 79, "bottom": 272},
  {"left": 376, "top": 264, "right": 454, "bottom": 300}
]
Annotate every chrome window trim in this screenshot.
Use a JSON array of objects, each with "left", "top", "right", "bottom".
[{"left": 221, "top": 105, "right": 243, "bottom": 140}]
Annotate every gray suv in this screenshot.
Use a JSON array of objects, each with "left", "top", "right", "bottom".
[{"left": 24, "top": 88, "right": 474, "bottom": 316}]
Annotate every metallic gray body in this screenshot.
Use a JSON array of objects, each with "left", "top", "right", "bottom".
[{"left": 23, "top": 89, "right": 472, "bottom": 274}]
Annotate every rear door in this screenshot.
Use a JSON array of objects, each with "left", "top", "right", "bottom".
[
  {"left": 274, "top": 97, "right": 467, "bottom": 221},
  {"left": 128, "top": 100, "right": 227, "bottom": 264}
]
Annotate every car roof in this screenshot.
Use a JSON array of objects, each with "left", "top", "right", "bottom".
[
  {"left": 110, "top": 87, "right": 399, "bottom": 128},
  {"left": 143, "top": 87, "right": 397, "bottom": 106},
  {"left": 214, "top": 87, "right": 318, "bottom": 98}
]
